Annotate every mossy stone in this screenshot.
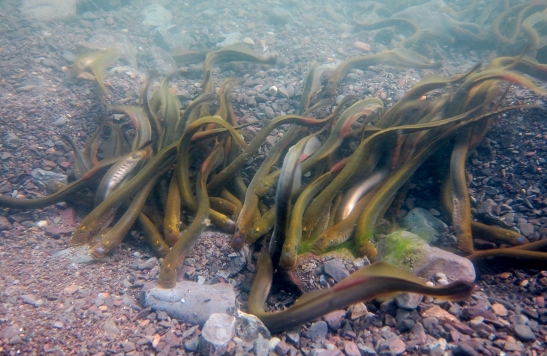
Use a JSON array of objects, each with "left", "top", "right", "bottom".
[{"left": 376, "top": 230, "right": 429, "bottom": 271}]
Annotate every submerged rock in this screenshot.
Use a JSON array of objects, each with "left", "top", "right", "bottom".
[
  {"left": 199, "top": 313, "right": 236, "bottom": 356},
  {"left": 140, "top": 281, "right": 236, "bottom": 326},
  {"left": 142, "top": 4, "right": 172, "bottom": 27},
  {"left": 400, "top": 207, "right": 447, "bottom": 243},
  {"left": 376, "top": 230, "right": 475, "bottom": 282},
  {"left": 21, "top": 0, "right": 76, "bottom": 22}
]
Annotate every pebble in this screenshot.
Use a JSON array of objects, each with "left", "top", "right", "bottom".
[
  {"left": 422, "top": 305, "right": 457, "bottom": 322},
  {"left": 324, "top": 310, "right": 346, "bottom": 330},
  {"left": 388, "top": 336, "right": 406, "bottom": 354},
  {"left": 307, "top": 321, "right": 328, "bottom": 341},
  {"left": 64, "top": 284, "right": 79, "bottom": 295},
  {"left": 242, "top": 37, "right": 255, "bottom": 45},
  {"left": 349, "top": 302, "right": 368, "bottom": 319},
  {"left": 491, "top": 302, "right": 508, "bottom": 316},
  {"left": 264, "top": 106, "right": 275, "bottom": 119},
  {"left": 344, "top": 341, "right": 360, "bottom": 356},
  {"left": 353, "top": 41, "right": 371, "bottom": 51},
  {"left": 199, "top": 313, "right": 236, "bottom": 356},
  {"left": 513, "top": 324, "right": 536, "bottom": 342},
  {"left": 323, "top": 259, "right": 350, "bottom": 282},
  {"left": 395, "top": 292, "right": 423, "bottom": 310}
]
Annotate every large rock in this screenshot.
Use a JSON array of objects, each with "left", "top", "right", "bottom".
[
  {"left": 142, "top": 4, "right": 172, "bottom": 27},
  {"left": 199, "top": 313, "right": 236, "bottom": 356},
  {"left": 140, "top": 281, "right": 236, "bottom": 326},
  {"left": 400, "top": 207, "right": 447, "bottom": 243},
  {"left": 376, "top": 230, "right": 475, "bottom": 283},
  {"left": 21, "top": 0, "right": 76, "bottom": 22}
]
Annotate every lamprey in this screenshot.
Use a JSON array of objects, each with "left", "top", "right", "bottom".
[
  {"left": 0, "top": 156, "right": 119, "bottom": 210},
  {"left": 71, "top": 47, "right": 121, "bottom": 95},
  {"left": 324, "top": 48, "right": 442, "bottom": 95},
  {"left": 270, "top": 136, "right": 320, "bottom": 268},
  {"left": 249, "top": 253, "right": 474, "bottom": 333},
  {"left": 157, "top": 144, "right": 223, "bottom": 289},
  {"left": 89, "top": 171, "right": 164, "bottom": 260},
  {"left": 449, "top": 128, "right": 474, "bottom": 253},
  {"left": 70, "top": 143, "right": 178, "bottom": 246},
  {"left": 94, "top": 141, "right": 153, "bottom": 206},
  {"left": 163, "top": 174, "right": 183, "bottom": 247}
]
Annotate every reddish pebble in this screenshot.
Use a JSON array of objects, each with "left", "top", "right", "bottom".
[{"left": 344, "top": 341, "right": 360, "bottom": 356}]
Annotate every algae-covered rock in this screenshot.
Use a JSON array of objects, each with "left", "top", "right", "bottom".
[
  {"left": 400, "top": 207, "right": 447, "bottom": 243},
  {"left": 376, "top": 230, "right": 475, "bottom": 283}
]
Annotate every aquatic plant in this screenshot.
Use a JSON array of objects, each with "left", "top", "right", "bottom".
[{"left": 1, "top": 43, "right": 546, "bottom": 333}]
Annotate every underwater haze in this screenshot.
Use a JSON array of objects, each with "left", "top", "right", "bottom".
[{"left": 0, "top": 0, "right": 546, "bottom": 355}]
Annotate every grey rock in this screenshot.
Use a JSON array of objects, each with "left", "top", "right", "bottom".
[
  {"left": 513, "top": 324, "right": 536, "bottom": 342},
  {"left": 53, "top": 245, "right": 100, "bottom": 265},
  {"left": 324, "top": 310, "right": 346, "bottom": 330},
  {"left": 104, "top": 318, "right": 120, "bottom": 337},
  {"left": 20, "top": 294, "right": 43, "bottom": 307},
  {"left": 307, "top": 321, "right": 328, "bottom": 341},
  {"left": 4, "top": 132, "right": 21, "bottom": 149},
  {"left": 184, "top": 335, "right": 200, "bottom": 352},
  {"left": 217, "top": 32, "right": 242, "bottom": 47},
  {"left": 376, "top": 230, "right": 475, "bottom": 283},
  {"left": 156, "top": 25, "right": 194, "bottom": 51},
  {"left": 264, "top": 106, "right": 275, "bottom": 119},
  {"left": 0, "top": 325, "right": 20, "bottom": 340},
  {"left": 234, "top": 309, "right": 271, "bottom": 342},
  {"left": 275, "top": 340, "right": 291, "bottom": 355},
  {"left": 484, "top": 186, "right": 499, "bottom": 195},
  {"left": 202, "top": 8, "right": 218, "bottom": 18},
  {"left": 229, "top": 245, "right": 249, "bottom": 277},
  {"left": 357, "top": 343, "right": 377, "bottom": 355},
  {"left": 269, "top": 7, "right": 293, "bottom": 25},
  {"left": 21, "top": 0, "right": 76, "bottom": 22},
  {"left": 31, "top": 169, "right": 67, "bottom": 185},
  {"left": 400, "top": 207, "right": 447, "bottom": 243},
  {"left": 142, "top": 4, "right": 172, "bottom": 27},
  {"left": 395, "top": 292, "right": 423, "bottom": 310},
  {"left": 323, "top": 259, "right": 350, "bottom": 283},
  {"left": 148, "top": 46, "right": 178, "bottom": 76},
  {"left": 517, "top": 218, "right": 535, "bottom": 237},
  {"left": 285, "top": 329, "right": 300, "bottom": 345},
  {"left": 53, "top": 116, "right": 67, "bottom": 126},
  {"left": 140, "top": 280, "right": 236, "bottom": 326},
  {"left": 199, "top": 313, "right": 236, "bottom": 356},
  {"left": 477, "top": 199, "right": 497, "bottom": 215}
]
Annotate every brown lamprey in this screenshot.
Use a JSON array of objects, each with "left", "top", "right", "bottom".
[{"left": 249, "top": 253, "right": 473, "bottom": 334}]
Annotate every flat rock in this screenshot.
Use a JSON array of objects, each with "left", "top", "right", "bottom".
[
  {"left": 140, "top": 281, "right": 236, "bottom": 326},
  {"left": 199, "top": 313, "right": 236, "bottom": 356},
  {"left": 513, "top": 324, "right": 536, "bottom": 342},
  {"left": 21, "top": 0, "right": 76, "bottom": 22},
  {"left": 376, "top": 230, "right": 476, "bottom": 283},
  {"left": 323, "top": 259, "right": 350, "bottom": 282},
  {"left": 306, "top": 321, "right": 328, "bottom": 342},
  {"left": 142, "top": 4, "right": 172, "bottom": 27},
  {"left": 400, "top": 207, "right": 447, "bottom": 243}
]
